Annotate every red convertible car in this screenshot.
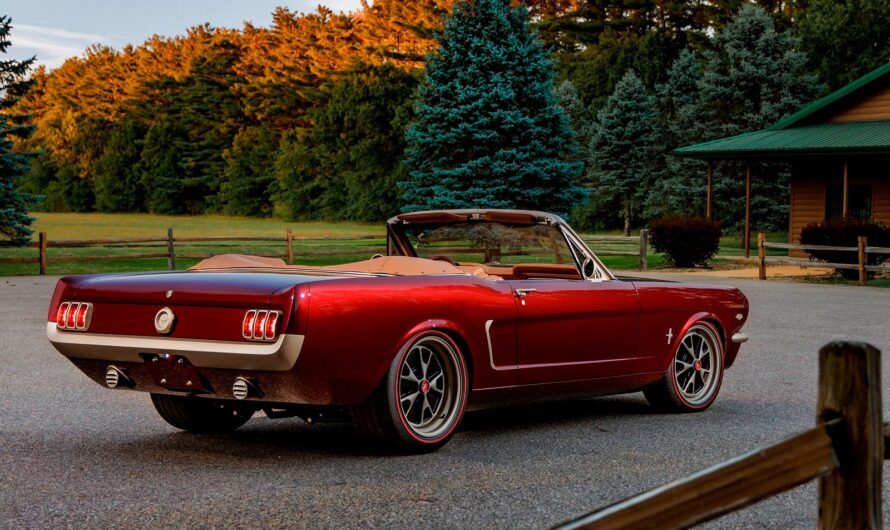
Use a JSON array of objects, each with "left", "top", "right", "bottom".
[{"left": 48, "top": 209, "right": 749, "bottom": 451}]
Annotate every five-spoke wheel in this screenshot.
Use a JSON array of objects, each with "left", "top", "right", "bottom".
[
  {"left": 644, "top": 322, "right": 724, "bottom": 412},
  {"left": 352, "top": 331, "right": 468, "bottom": 452}
]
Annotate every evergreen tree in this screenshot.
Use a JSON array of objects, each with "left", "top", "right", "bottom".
[
  {"left": 589, "top": 71, "right": 661, "bottom": 236},
  {"left": 219, "top": 124, "right": 279, "bottom": 217},
  {"left": 798, "top": 0, "right": 890, "bottom": 92},
  {"left": 402, "top": 0, "right": 582, "bottom": 214},
  {"left": 556, "top": 79, "right": 593, "bottom": 169},
  {"left": 647, "top": 49, "right": 706, "bottom": 219},
  {"left": 276, "top": 64, "right": 417, "bottom": 221},
  {"left": 94, "top": 119, "right": 147, "bottom": 212},
  {"left": 693, "top": 5, "right": 821, "bottom": 232},
  {"left": 0, "top": 16, "right": 37, "bottom": 245}
]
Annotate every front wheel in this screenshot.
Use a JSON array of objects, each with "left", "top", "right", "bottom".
[
  {"left": 150, "top": 394, "right": 255, "bottom": 433},
  {"left": 352, "top": 331, "right": 469, "bottom": 452},
  {"left": 644, "top": 322, "right": 724, "bottom": 412}
]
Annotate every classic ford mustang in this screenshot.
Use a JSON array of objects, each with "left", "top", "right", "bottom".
[{"left": 48, "top": 209, "right": 748, "bottom": 451}]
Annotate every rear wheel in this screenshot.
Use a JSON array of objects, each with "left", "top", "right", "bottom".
[
  {"left": 352, "top": 331, "right": 468, "bottom": 452},
  {"left": 150, "top": 394, "right": 255, "bottom": 433},
  {"left": 644, "top": 322, "right": 724, "bottom": 412}
]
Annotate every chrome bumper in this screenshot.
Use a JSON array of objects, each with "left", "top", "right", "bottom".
[
  {"left": 731, "top": 333, "right": 749, "bottom": 344},
  {"left": 46, "top": 322, "right": 303, "bottom": 371}
]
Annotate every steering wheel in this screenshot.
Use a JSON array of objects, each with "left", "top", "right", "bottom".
[
  {"left": 429, "top": 255, "right": 457, "bottom": 266},
  {"left": 370, "top": 254, "right": 385, "bottom": 260}
]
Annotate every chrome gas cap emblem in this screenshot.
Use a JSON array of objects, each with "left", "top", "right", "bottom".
[{"left": 154, "top": 307, "right": 176, "bottom": 335}]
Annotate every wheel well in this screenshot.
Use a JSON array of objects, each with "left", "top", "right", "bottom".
[
  {"left": 438, "top": 329, "right": 474, "bottom": 391},
  {"left": 703, "top": 318, "right": 726, "bottom": 351}
]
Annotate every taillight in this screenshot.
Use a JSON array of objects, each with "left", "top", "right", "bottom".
[
  {"left": 242, "top": 310, "right": 280, "bottom": 341},
  {"left": 56, "top": 302, "right": 92, "bottom": 331},
  {"left": 264, "top": 312, "right": 279, "bottom": 340}
]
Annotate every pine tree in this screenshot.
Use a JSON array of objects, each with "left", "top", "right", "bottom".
[
  {"left": 94, "top": 119, "right": 147, "bottom": 212},
  {"left": 589, "top": 70, "right": 661, "bottom": 236},
  {"left": 694, "top": 5, "right": 821, "bottom": 232},
  {"left": 219, "top": 124, "right": 279, "bottom": 217},
  {"left": 556, "top": 80, "right": 593, "bottom": 167},
  {"left": 402, "top": 0, "right": 582, "bottom": 214},
  {"left": 0, "top": 16, "right": 36, "bottom": 245},
  {"left": 798, "top": 0, "right": 890, "bottom": 92}
]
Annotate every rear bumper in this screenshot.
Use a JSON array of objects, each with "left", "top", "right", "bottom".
[{"left": 46, "top": 322, "right": 304, "bottom": 371}]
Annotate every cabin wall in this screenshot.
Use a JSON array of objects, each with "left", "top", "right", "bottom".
[
  {"left": 828, "top": 85, "right": 890, "bottom": 123},
  {"left": 789, "top": 159, "right": 890, "bottom": 257}
]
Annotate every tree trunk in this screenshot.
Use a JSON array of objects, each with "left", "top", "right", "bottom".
[{"left": 623, "top": 199, "right": 631, "bottom": 237}]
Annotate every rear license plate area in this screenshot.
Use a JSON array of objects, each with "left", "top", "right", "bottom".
[{"left": 142, "top": 353, "right": 208, "bottom": 392}]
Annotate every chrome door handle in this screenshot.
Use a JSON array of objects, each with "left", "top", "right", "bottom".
[{"left": 514, "top": 288, "right": 537, "bottom": 298}]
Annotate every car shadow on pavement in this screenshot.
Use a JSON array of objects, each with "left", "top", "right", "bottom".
[{"left": 460, "top": 395, "right": 655, "bottom": 433}]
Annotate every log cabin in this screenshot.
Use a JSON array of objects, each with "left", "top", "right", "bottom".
[{"left": 673, "top": 62, "right": 890, "bottom": 257}]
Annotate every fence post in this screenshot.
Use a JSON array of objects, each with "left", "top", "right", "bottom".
[
  {"left": 858, "top": 236, "right": 867, "bottom": 286},
  {"left": 39, "top": 232, "right": 47, "bottom": 275},
  {"left": 817, "top": 342, "right": 882, "bottom": 529},
  {"left": 167, "top": 228, "right": 176, "bottom": 271},
  {"left": 287, "top": 229, "right": 294, "bottom": 265},
  {"left": 639, "top": 229, "right": 648, "bottom": 272},
  {"left": 758, "top": 233, "right": 766, "bottom": 280}
]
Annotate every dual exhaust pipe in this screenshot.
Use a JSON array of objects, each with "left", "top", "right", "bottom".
[{"left": 104, "top": 365, "right": 259, "bottom": 400}]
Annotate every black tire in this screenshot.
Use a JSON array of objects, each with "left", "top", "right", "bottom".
[
  {"left": 352, "top": 331, "right": 469, "bottom": 453},
  {"left": 150, "top": 394, "right": 255, "bottom": 433},
  {"left": 644, "top": 322, "right": 724, "bottom": 413}
]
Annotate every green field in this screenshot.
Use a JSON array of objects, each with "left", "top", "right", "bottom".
[{"left": 0, "top": 213, "right": 669, "bottom": 276}]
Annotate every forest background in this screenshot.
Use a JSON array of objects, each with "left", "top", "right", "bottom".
[{"left": 6, "top": 0, "right": 890, "bottom": 236}]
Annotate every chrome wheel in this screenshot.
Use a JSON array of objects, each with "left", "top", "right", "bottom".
[
  {"left": 397, "top": 335, "right": 463, "bottom": 439},
  {"left": 673, "top": 324, "right": 722, "bottom": 406}
]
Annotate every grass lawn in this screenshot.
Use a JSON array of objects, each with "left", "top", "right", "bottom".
[{"left": 0, "top": 212, "right": 665, "bottom": 276}]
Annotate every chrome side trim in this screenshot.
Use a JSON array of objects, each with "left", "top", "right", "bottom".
[
  {"left": 731, "top": 332, "right": 749, "bottom": 344},
  {"left": 485, "top": 320, "right": 496, "bottom": 370},
  {"left": 46, "top": 322, "right": 303, "bottom": 371}
]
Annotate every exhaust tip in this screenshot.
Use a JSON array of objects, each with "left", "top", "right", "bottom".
[
  {"left": 105, "top": 366, "right": 130, "bottom": 389},
  {"left": 233, "top": 377, "right": 259, "bottom": 400}
]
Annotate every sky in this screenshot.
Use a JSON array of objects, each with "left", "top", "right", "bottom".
[{"left": 6, "top": 0, "right": 365, "bottom": 70}]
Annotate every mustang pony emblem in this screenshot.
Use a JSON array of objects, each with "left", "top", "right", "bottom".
[
  {"left": 666, "top": 328, "right": 674, "bottom": 344},
  {"left": 154, "top": 307, "right": 176, "bottom": 335}
]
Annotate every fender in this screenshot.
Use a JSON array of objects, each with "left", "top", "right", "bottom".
[{"left": 660, "top": 311, "right": 726, "bottom": 373}]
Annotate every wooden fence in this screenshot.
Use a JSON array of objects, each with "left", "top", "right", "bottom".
[
  {"left": 757, "top": 232, "right": 890, "bottom": 285},
  {"left": 554, "top": 341, "right": 884, "bottom": 530},
  {"left": 0, "top": 229, "right": 649, "bottom": 275}
]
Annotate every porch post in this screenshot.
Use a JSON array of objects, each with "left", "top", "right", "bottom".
[
  {"left": 706, "top": 161, "right": 714, "bottom": 221},
  {"left": 842, "top": 159, "right": 850, "bottom": 219},
  {"left": 745, "top": 162, "right": 752, "bottom": 258}
]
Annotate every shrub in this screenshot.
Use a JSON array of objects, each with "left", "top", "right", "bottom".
[
  {"left": 649, "top": 217, "right": 721, "bottom": 268},
  {"left": 799, "top": 220, "right": 890, "bottom": 279}
]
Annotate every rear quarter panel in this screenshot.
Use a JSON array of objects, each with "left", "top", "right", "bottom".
[
  {"left": 291, "top": 275, "right": 518, "bottom": 405},
  {"left": 632, "top": 281, "right": 749, "bottom": 374}
]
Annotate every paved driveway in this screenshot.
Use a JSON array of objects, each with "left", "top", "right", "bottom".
[{"left": 1, "top": 273, "right": 889, "bottom": 528}]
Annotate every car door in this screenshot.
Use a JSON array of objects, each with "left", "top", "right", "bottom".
[{"left": 510, "top": 278, "right": 640, "bottom": 385}]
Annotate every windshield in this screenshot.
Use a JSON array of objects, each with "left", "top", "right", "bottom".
[{"left": 399, "top": 221, "right": 576, "bottom": 265}]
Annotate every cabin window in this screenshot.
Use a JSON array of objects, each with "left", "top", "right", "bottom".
[{"left": 825, "top": 184, "right": 872, "bottom": 221}]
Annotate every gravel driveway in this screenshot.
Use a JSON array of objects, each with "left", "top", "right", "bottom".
[{"left": 2, "top": 273, "right": 889, "bottom": 528}]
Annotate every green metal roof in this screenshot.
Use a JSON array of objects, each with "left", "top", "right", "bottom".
[
  {"left": 769, "top": 61, "right": 890, "bottom": 130},
  {"left": 673, "top": 61, "right": 890, "bottom": 159},
  {"left": 671, "top": 121, "right": 890, "bottom": 159}
]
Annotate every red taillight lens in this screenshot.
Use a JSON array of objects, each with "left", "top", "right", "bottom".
[
  {"left": 56, "top": 302, "right": 91, "bottom": 331},
  {"left": 253, "top": 311, "right": 267, "bottom": 338},
  {"left": 242, "top": 309, "right": 280, "bottom": 341},
  {"left": 242, "top": 310, "right": 256, "bottom": 339},
  {"left": 56, "top": 302, "right": 69, "bottom": 325},
  {"left": 75, "top": 304, "right": 88, "bottom": 329},
  {"left": 66, "top": 304, "right": 77, "bottom": 328},
  {"left": 264, "top": 312, "right": 279, "bottom": 340}
]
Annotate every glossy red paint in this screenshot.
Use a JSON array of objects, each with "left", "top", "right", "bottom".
[{"left": 47, "top": 210, "right": 750, "bottom": 418}]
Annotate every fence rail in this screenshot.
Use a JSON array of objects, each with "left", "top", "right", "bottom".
[
  {"left": 555, "top": 342, "right": 884, "bottom": 529},
  {"left": 0, "top": 228, "right": 650, "bottom": 275},
  {"left": 757, "top": 233, "right": 890, "bottom": 285}
]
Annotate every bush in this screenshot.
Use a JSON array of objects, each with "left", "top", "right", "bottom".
[
  {"left": 649, "top": 217, "right": 721, "bottom": 268},
  {"left": 799, "top": 220, "right": 890, "bottom": 279}
]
